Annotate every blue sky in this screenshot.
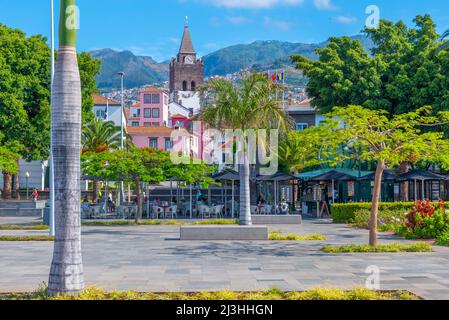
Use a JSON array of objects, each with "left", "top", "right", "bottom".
[{"left": 1, "top": 0, "right": 448, "bottom": 62}]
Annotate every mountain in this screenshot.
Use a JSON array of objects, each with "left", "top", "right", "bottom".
[
  {"left": 90, "top": 49, "right": 169, "bottom": 89},
  {"left": 90, "top": 35, "right": 373, "bottom": 89},
  {"left": 202, "top": 35, "right": 374, "bottom": 77}
]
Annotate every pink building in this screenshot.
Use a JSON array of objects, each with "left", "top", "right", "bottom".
[
  {"left": 127, "top": 87, "right": 203, "bottom": 159},
  {"left": 128, "top": 87, "right": 169, "bottom": 128}
]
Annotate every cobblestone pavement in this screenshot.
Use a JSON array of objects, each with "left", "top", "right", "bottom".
[{"left": 1, "top": 217, "right": 449, "bottom": 299}]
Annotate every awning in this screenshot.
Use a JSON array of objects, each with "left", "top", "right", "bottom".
[
  {"left": 358, "top": 170, "right": 397, "bottom": 181},
  {"left": 395, "top": 170, "right": 448, "bottom": 182}
]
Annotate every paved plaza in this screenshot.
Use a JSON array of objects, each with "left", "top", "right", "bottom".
[{"left": 1, "top": 217, "right": 449, "bottom": 300}]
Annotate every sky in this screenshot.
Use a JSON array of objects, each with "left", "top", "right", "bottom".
[{"left": 0, "top": 0, "right": 448, "bottom": 62}]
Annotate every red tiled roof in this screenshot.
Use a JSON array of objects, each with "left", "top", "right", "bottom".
[
  {"left": 92, "top": 93, "right": 120, "bottom": 106},
  {"left": 127, "top": 126, "right": 174, "bottom": 136}
]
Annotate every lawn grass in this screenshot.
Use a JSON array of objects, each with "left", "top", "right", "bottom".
[
  {"left": 0, "top": 235, "right": 54, "bottom": 242},
  {"left": 82, "top": 219, "right": 238, "bottom": 226},
  {"left": 269, "top": 231, "right": 327, "bottom": 241},
  {"left": 321, "top": 242, "right": 432, "bottom": 253},
  {"left": 0, "top": 225, "right": 49, "bottom": 231},
  {"left": 1, "top": 287, "right": 418, "bottom": 300}
]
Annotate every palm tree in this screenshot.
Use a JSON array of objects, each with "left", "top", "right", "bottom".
[
  {"left": 200, "top": 73, "right": 290, "bottom": 225},
  {"left": 437, "top": 29, "right": 449, "bottom": 53},
  {"left": 82, "top": 117, "right": 121, "bottom": 153},
  {"left": 48, "top": 0, "right": 84, "bottom": 296},
  {"left": 82, "top": 117, "right": 121, "bottom": 201}
]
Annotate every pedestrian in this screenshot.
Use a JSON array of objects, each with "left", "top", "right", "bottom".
[{"left": 32, "top": 189, "right": 39, "bottom": 202}]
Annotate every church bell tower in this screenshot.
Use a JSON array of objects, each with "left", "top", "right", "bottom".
[{"left": 169, "top": 18, "right": 204, "bottom": 113}]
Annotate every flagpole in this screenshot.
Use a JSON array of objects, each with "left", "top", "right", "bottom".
[{"left": 49, "top": 0, "right": 55, "bottom": 237}]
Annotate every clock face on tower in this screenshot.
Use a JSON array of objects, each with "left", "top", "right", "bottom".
[{"left": 184, "top": 55, "right": 194, "bottom": 64}]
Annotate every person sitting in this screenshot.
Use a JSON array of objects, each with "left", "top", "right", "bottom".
[
  {"left": 32, "top": 189, "right": 39, "bottom": 202},
  {"left": 257, "top": 194, "right": 266, "bottom": 205}
]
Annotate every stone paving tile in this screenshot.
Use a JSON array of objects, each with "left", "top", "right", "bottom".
[{"left": 1, "top": 217, "right": 449, "bottom": 299}]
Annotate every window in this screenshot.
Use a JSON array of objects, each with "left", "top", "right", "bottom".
[
  {"left": 149, "top": 138, "right": 158, "bottom": 149},
  {"left": 144, "top": 108, "right": 151, "bottom": 118},
  {"left": 295, "top": 123, "right": 309, "bottom": 131},
  {"left": 131, "top": 121, "right": 139, "bottom": 127},
  {"left": 182, "top": 81, "right": 187, "bottom": 91},
  {"left": 152, "top": 94, "right": 160, "bottom": 104},
  {"left": 175, "top": 120, "right": 185, "bottom": 127},
  {"left": 144, "top": 122, "right": 152, "bottom": 127},
  {"left": 144, "top": 94, "right": 151, "bottom": 104},
  {"left": 191, "top": 81, "right": 196, "bottom": 91},
  {"left": 152, "top": 122, "right": 160, "bottom": 127},
  {"left": 165, "top": 138, "right": 173, "bottom": 151},
  {"left": 132, "top": 109, "right": 140, "bottom": 117},
  {"left": 152, "top": 108, "right": 160, "bottom": 118}
]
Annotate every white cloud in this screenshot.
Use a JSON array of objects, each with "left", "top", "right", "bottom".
[
  {"left": 227, "top": 16, "right": 251, "bottom": 25},
  {"left": 313, "top": 0, "right": 335, "bottom": 10},
  {"left": 201, "top": 0, "right": 304, "bottom": 9},
  {"left": 264, "top": 16, "right": 291, "bottom": 32},
  {"left": 334, "top": 15, "right": 357, "bottom": 25}
]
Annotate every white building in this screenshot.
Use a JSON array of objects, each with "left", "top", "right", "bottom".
[{"left": 92, "top": 93, "right": 127, "bottom": 128}]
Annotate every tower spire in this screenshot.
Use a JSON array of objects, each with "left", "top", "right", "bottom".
[{"left": 179, "top": 18, "right": 195, "bottom": 54}]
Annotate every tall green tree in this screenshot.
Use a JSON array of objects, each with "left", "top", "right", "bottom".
[
  {"left": 200, "top": 73, "right": 290, "bottom": 225},
  {"left": 78, "top": 52, "right": 101, "bottom": 123},
  {"left": 0, "top": 23, "right": 51, "bottom": 198},
  {"left": 328, "top": 106, "right": 449, "bottom": 246},
  {"left": 82, "top": 117, "right": 121, "bottom": 201},
  {"left": 81, "top": 148, "right": 171, "bottom": 223},
  {"left": 293, "top": 15, "right": 449, "bottom": 116},
  {"left": 0, "top": 22, "right": 100, "bottom": 199},
  {"left": 48, "top": 0, "right": 84, "bottom": 296}
]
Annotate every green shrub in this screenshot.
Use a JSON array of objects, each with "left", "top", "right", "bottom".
[
  {"left": 269, "top": 231, "right": 327, "bottom": 241},
  {"left": 331, "top": 202, "right": 447, "bottom": 224},
  {"left": 436, "top": 231, "right": 449, "bottom": 246},
  {"left": 396, "top": 209, "right": 449, "bottom": 241},
  {"left": 1, "top": 286, "right": 418, "bottom": 300},
  {"left": 351, "top": 209, "right": 405, "bottom": 230},
  {"left": 0, "top": 236, "right": 54, "bottom": 241},
  {"left": 321, "top": 242, "right": 432, "bottom": 253}
]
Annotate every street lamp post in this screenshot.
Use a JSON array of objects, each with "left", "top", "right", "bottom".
[
  {"left": 117, "top": 72, "right": 125, "bottom": 206},
  {"left": 49, "top": 0, "right": 55, "bottom": 236},
  {"left": 26, "top": 172, "right": 30, "bottom": 200}
]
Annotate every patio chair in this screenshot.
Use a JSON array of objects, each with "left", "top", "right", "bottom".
[
  {"left": 251, "top": 205, "right": 260, "bottom": 215},
  {"left": 166, "top": 206, "right": 178, "bottom": 219},
  {"left": 151, "top": 206, "right": 164, "bottom": 219},
  {"left": 116, "top": 206, "right": 128, "bottom": 219},
  {"left": 210, "top": 205, "right": 224, "bottom": 218},
  {"left": 261, "top": 205, "right": 273, "bottom": 215},
  {"left": 198, "top": 204, "right": 211, "bottom": 219}
]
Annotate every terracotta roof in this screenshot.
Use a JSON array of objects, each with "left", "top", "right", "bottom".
[
  {"left": 142, "top": 87, "right": 162, "bottom": 93},
  {"left": 127, "top": 126, "right": 175, "bottom": 136},
  {"left": 92, "top": 93, "right": 120, "bottom": 106},
  {"left": 170, "top": 114, "right": 188, "bottom": 118},
  {"left": 298, "top": 98, "right": 312, "bottom": 106},
  {"left": 132, "top": 102, "right": 141, "bottom": 107}
]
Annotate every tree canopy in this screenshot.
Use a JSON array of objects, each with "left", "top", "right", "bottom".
[
  {"left": 0, "top": 23, "right": 101, "bottom": 163},
  {"left": 292, "top": 15, "right": 449, "bottom": 116}
]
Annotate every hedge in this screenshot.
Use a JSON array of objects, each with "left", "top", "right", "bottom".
[{"left": 331, "top": 202, "right": 436, "bottom": 223}]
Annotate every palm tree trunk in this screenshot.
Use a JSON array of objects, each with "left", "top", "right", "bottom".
[
  {"left": 369, "top": 160, "right": 385, "bottom": 247},
  {"left": 48, "top": 0, "right": 84, "bottom": 296},
  {"left": 2, "top": 173, "right": 12, "bottom": 199},
  {"left": 239, "top": 150, "right": 252, "bottom": 225}
]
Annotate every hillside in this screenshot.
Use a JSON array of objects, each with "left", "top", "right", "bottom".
[{"left": 91, "top": 35, "right": 373, "bottom": 89}]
